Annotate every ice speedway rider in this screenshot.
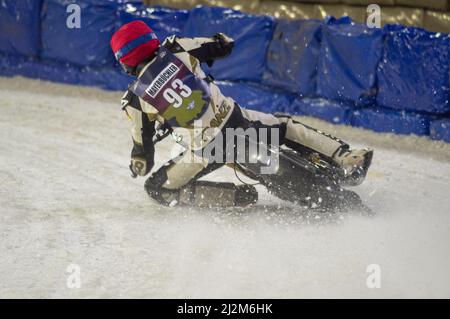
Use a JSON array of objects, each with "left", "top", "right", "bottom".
[{"left": 111, "top": 21, "right": 373, "bottom": 209}]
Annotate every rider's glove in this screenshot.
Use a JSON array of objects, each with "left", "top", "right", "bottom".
[
  {"left": 214, "top": 32, "right": 234, "bottom": 48},
  {"left": 129, "top": 157, "right": 149, "bottom": 178},
  {"left": 206, "top": 33, "right": 235, "bottom": 67}
]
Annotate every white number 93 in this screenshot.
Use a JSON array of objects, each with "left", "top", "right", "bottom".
[{"left": 163, "top": 79, "right": 192, "bottom": 108}]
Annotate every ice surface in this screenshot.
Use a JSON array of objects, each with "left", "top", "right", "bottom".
[{"left": 0, "top": 77, "right": 449, "bottom": 298}]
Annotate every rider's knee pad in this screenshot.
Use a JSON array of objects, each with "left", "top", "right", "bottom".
[
  {"left": 181, "top": 181, "right": 258, "bottom": 207},
  {"left": 144, "top": 169, "right": 179, "bottom": 206}
]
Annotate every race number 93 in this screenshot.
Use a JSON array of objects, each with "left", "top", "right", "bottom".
[{"left": 163, "top": 79, "right": 192, "bottom": 108}]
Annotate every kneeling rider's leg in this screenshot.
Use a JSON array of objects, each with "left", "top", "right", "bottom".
[
  {"left": 144, "top": 153, "right": 257, "bottom": 207},
  {"left": 241, "top": 109, "right": 373, "bottom": 181}
]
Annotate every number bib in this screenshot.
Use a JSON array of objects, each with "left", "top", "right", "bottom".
[{"left": 129, "top": 47, "right": 211, "bottom": 128}]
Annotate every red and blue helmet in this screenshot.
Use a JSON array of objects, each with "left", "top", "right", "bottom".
[{"left": 110, "top": 20, "right": 160, "bottom": 71}]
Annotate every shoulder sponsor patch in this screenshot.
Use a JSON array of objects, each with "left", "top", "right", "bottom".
[{"left": 145, "top": 63, "right": 180, "bottom": 98}]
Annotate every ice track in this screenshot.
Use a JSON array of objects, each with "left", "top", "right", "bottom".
[{"left": 1, "top": 77, "right": 449, "bottom": 298}]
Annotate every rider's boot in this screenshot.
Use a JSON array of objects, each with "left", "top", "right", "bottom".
[{"left": 332, "top": 147, "right": 374, "bottom": 186}]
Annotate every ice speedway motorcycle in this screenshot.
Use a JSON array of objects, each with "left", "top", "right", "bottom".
[
  {"left": 235, "top": 137, "right": 374, "bottom": 214},
  {"left": 152, "top": 120, "right": 374, "bottom": 214}
]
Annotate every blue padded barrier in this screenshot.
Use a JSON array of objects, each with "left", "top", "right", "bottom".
[
  {"left": 79, "top": 67, "right": 133, "bottom": 91},
  {"left": 377, "top": 25, "right": 450, "bottom": 114},
  {"left": 40, "top": 0, "right": 119, "bottom": 68},
  {"left": 316, "top": 22, "right": 384, "bottom": 106},
  {"left": 183, "top": 6, "right": 275, "bottom": 82},
  {"left": 0, "top": 54, "right": 38, "bottom": 78},
  {"left": 262, "top": 19, "right": 322, "bottom": 97},
  {"left": 262, "top": 16, "right": 355, "bottom": 98},
  {"left": 1, "top": 56, "right": 46, "bottom": 81},
  {"left": 430, "top": 119, "right": 450, "bottom": 142},
  {"left": 0, "top": 53, "right": 79, "bottom": 85},
  {"left": 119, "top": 4, "right": 188, "bottom": 42},
  {"left": 351, "top": 108, "right": 430, "bottom": 136},
  {"left": 217, "top": 81, "right": 293, "bottom": 113},
  {"left": 0, "top": 53, "right": 131, "bottom": 91},
  {"left": 287, "top": 98, "right": 353, "bottom": 125},
  {"left": 0, "top": 0, "right": 42, "bottom": 57},
  {"left": 36, "top": 60, "right": 81, "bottom": 85}
]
